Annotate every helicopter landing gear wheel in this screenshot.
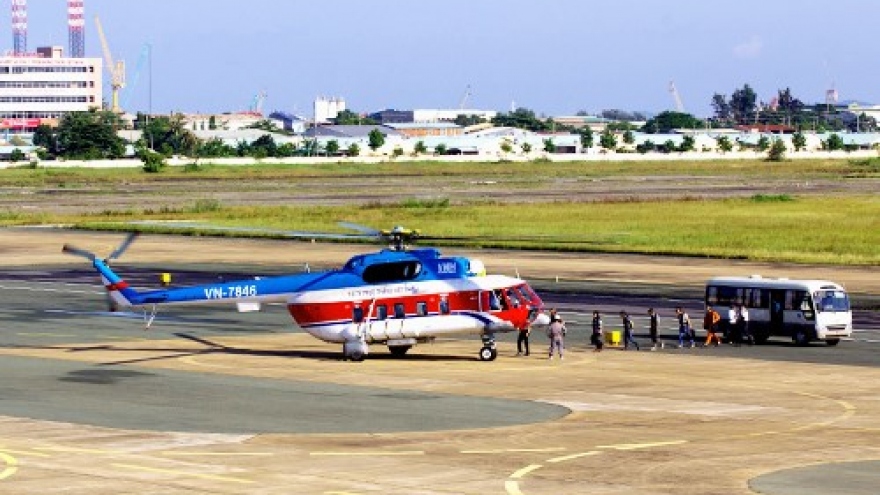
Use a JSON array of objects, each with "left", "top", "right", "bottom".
[
  {"left": 343, "top": 340, "right": 369, "bottom": 362},
  {"left": 388, "top": 345, "right": 411, "bottom": 357},
  {"left": 479, "top": 333, "right": 497, "bottom": 362},
  {"left": 479, "top": 346, "right": 497, "bottom": 362}
]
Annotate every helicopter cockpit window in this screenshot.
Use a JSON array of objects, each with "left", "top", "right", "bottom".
[
  {"left": 362, "top": 261, "right": 423, "bottom": 284},
  {"left": 515, "top": 286, "right": 534, "bottom": 305},
  {"left": 505, "top": 288, "right": 522, "bottom": 308}
]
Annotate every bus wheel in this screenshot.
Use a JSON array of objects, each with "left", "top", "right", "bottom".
[
  {"left": 793, "top": 329, "right": 810, "bottom": 346},
  {"left": 825, "top": 339, "right": 841, "bottom": 346},
  {"left": 753, "top": 333, "right": 770, "bottom": 345}
]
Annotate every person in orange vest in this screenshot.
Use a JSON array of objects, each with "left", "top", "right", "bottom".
[{"left": 703, "top": 305, "right": 722, "bottom": 346}]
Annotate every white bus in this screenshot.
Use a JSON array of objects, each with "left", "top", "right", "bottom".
[{"left": 704, "top": 276, "right": 852, "bottom": 346}]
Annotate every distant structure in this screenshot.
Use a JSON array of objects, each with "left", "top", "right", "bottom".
[
  {"left": 669, "top": 81, "right": 685, "bottom": 113},
  {"left": 314, "top": 96, "right": 346, "bottom": 123},
  {"left": 0, "top": 46, "right": 102, "bottom": 132},
  {"left": 68, "top": 0, "right": 85, "bottom": 58},
  {"left": 11, "top": 0, "right": 27, "bottom": 56}
]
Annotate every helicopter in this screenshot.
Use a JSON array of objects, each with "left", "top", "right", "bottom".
[{"left": 63, "top": 226, "right": 551, "bottom": 362}]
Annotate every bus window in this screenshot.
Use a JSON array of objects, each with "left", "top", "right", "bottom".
[
  {"left": 394, "top": 303, "right": 406, "bottom": 318},
  {"left": 376, "top": 304, "right": 388, "bottom": 321},
  {"left": 792, "top": 291, "right": 811, "bottom": 311},
  {"left": 814, "top": 290, "right": 850, "bottom": 313},
  {"left": 352, "top": 307, "right": 364, "bottom": 323},
  {"left": 439, "top": 298, "right": 450, "bottom": 315},
  {"left": 748, "top": 288, "right": 767, "bottom": 308},
  {"left": 416, "top": 301, "right": 428, "bottom": 316},
  {"left": 709, "top": 285, "right": 743, "bottom": 307}
]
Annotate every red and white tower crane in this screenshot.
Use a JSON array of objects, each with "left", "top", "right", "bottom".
[
  {"left": 11, "top": 0, "right": 27, "bottom": 56},
  {"left": 68, "top": 0, "right": 85, "bottom": 58}
]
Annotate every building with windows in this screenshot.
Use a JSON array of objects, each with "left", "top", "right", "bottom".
[{"left": 0, "top": 46, "right": 102, "bottom": 132}]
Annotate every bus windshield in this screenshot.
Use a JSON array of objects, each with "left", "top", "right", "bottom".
[{"left": 814, "top": 290, "right": 850, "bottom": 313}]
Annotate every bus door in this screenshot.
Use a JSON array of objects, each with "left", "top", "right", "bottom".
[{"left": 769, "top": 290, "right": 786, "bottom": 335}]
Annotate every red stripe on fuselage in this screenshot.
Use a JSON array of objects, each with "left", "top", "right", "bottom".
[
  {"left": 288, "top": 286, "right": 541, "bottom": 330},
  {"left": 105, "top": 281, "right": 129, "bottom": 292}
]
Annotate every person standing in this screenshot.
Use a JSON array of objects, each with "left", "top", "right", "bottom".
[
  {"left": 516, "top": 324, "right": 530, "bottom": 356},
  {"left": 703, "top": 306, "right": 722, "bottom": 346},
  {"left": 591, "top": 310, "right": 604, "bottom": 352},
  {"left": 676, "top": 307, "right": 695, "bottom": 348},
  {"left": 728, "top": 304, "right": 741, "bottom": 346},
  {"left": 547, "top": 317, "right": 566, "bottom": 360},
  {"left": 648, "top": 308, "right": 663, "bottom": 350},
  {"left": 621, "top": 311, "right": 639, "bottom": 350},
  {"left": 739, "top": 304, "right": 753, "bottom": 346}
]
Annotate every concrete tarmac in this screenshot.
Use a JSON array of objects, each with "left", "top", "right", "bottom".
[{"left": 0, "top": 232, "right": 878, "bottom": 494}]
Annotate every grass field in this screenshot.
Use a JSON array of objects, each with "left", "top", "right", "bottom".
[
  {"left": 2, "top": 158, "right": 878, "bottom": 265},
  {"left": 3, "top": 194, "right": 875, "bottom": 266},
  {"left": 1, "top": 156, "right": 879, "bottom": 187}
]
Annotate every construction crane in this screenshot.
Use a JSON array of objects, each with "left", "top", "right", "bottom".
[
  {"left": 95, "top": 15, "right": 126, "bottom": 113},
  {"left": 668, "top": 80, "right": 685, "bottom": 113},
  {"left": 459, "top": 85, "right": 472, "bottom": 110},
  {"left": 250, "top": 91, "right": 267, "bottom": 115}
]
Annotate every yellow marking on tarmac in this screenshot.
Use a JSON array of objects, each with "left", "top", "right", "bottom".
[
  {"left": 0, "top": 452, "right": 18, "bottom": 481},
  {"left": 179, "top": 355, "right": 230, "bottom": 369},
  {"left": 510, "top": 464, "right": 542, "bottom": 479},
  {"left": 0, "top": 448, "right": 51, "bottom": 458},
  {"left": 36, "top": 446, "right": 119, "bottom": 455},
  {"left": 161, "top": 451, "right": 273, "bottom": 457},
  {"left": 310, "top": 451, "right": 425, "bottom": 457},
  {"left": 547, "top": 451, "right": 602, "bottom": 463},
  {"left": 504, "top": 480, "right": 525, "bottom": 495},
  {"left": 111, "top": 463, "right": 254, "bottom": 485},
  {"left": 597, "top": 440, "right": 688, "bottom": 451},
  {"left": 462, "top": 447, "right": 566, "bottom": 454},
  {"left": 747, "top": 431, "right": 781, "bottom": 437}
]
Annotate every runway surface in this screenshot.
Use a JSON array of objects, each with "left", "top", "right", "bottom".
[{"left": 1, "top": 263, "right": 879, "bottom": 494}]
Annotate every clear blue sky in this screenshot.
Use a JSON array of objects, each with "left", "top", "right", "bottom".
[{"left": 14, "top": 0, "right": 879, "bottom": 117}]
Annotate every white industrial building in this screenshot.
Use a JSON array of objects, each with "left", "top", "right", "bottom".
[{"left": 0, "top": 46, "right": 102, "bottom": 132}]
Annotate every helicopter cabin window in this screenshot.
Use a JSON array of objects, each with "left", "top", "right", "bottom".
[
  {"left": 352, "top": 307, "right": 364, "bottom": 323},
  {"left": 492, "top": 289, "right": 509, "bottom": 310},
  {"left": 362, "top": 261, "right": 423, "bottom": 284},
  {"left": 394, "top": 302, "right": 406, "bottom": 319},
  {"left": 416, "top": 301, "right": 428, "bottom": 316},
  {"left": 376, "top": 304, "right": 388, "bottom": 320},
  {"left": 439, "top": 298, "right": 450, "bottom": 315},
  {"left": 488, "top": 291, "right": 502, "bottom": 311}
]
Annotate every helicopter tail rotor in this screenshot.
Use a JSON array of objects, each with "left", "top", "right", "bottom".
[{"left": 62, "top": 233, "right": 140, "bottom": 264}]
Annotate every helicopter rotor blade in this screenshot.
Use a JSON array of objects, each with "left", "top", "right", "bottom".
[
  {"left": 337, "top": 222, "right": 382, "bottom": 237},
  {"left": 106, "top": 232, "right": 140, "bottom": 261},
  {"left": 62, "top": 244, "right": 97, "bottom": 261}
]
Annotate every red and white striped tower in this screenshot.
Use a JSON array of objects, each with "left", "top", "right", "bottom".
[
  {"left": 68, "top": 0, "right": 85, "bottom": 58},
  {"left": 11, "top": 0, "right": 27, "bottom": 56}
]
